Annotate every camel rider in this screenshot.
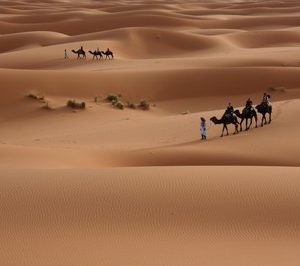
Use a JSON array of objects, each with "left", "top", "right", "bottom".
[
  {"left": 261, "top": 92, "right": 271, "bottom": 107},
  {"left": 80, "top": 46, "right": 83, "bottom": 51},
  {"left": 96, "top": 47, "right": 100, "bottom": 53},
  {"left": 245, "top": 98, "right": 253, "bottom": 112},
  {"left": 224, "top": 102, "right": 234, "bottom": 118}
]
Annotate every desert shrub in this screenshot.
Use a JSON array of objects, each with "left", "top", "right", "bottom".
[
  {"left": 127, "top": 101, "right": 136, "bottom": 109},
  {"left": 106, "top": 94, "right": 119, "bottom": 103},
  {"left": 67, "top": 99, "right": 86, "bottom": 109},
  {"left": 115, "top": 101, "right": 124, "bottom": 110},
  {"left": 139, "top": 100, "right": 150, "bottom": 110},
  {"left": 28, "top": 92, "right": 44, "bottom": 101}
]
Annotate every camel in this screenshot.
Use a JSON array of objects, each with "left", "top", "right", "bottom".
[
  {"left": 234, "top": 108, "right": 258, "bottom": 131},
  {"left": 89, "top": 50, "right": 103, "bottom": 60},
  {"left": 256, "top": 103, "right": 272, "bottom": 127},
  {"left": 210, "top": 115, "right": 239, "bottom": 137},
  {"left": 72, "top": 49, "right": 86, "bottom": 59},
  {"left": 102, "top": 50, "right": 114, "bottom": 59}
]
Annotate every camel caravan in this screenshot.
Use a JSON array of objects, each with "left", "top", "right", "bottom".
[
  {"left": 209, "top": 93, "right": 272, "bottom": 138},
  {"left": 67, "top": 46, "right": 114, "bottom": 60}
]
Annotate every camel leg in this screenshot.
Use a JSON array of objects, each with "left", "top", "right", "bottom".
[
  {"left": 264, "top": 114, "right": 267, "bottom": 125},
  {"left": 245, "top": 118, "right": 248, "bottom": 131},
  {"left": 269, "top": 112, "right": 272, "bottom": 124},
  {"left": 235, "top": 123, "right": 239, "bottom": 134},
  {"left": 248, "top": 117, "right": 252, "bottom": 130},
  {"left": 233, "top": 124, "right": 236, "bottom": 134},
  {"left": 225, "top": 125, "right": 229, "bottom": 136},
  {"left": 261, "top": 116, "right": 264, "bottom": 127},
  {"left": 240, "top": 118, "right": 243, "bottom": 131},
  {"left": 255, "top": 114, "right": 258, "bottom": 128},
  {"left": 221, "top": 126, "right": 224, "bottom": 137}
]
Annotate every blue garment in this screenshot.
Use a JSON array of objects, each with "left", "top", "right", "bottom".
[{"left": 200, "top": 122, "right": 206, "bottom": 136}]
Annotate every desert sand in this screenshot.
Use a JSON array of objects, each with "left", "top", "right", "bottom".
[{"left": 1, "top": 0, "right": 300, "bottom": 265}]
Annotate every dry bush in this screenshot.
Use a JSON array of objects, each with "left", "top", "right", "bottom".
[
  {"left": 28, "top": 92, "right": 44, "bottom": 101},
  {"left": 115, "top": 101, "right": 124, "bottom": 110},
  {"left": 67, "top": 99, "right": 86, "bottom": 109},
  {"left": 139, "top": 100, "right": 150, "bottom": 110},
  {"left": 127, "top": 101, "right": 136, "bottom": 109},
  {"left": 106, "top": 94, "right": 119, "bottom": 103}
]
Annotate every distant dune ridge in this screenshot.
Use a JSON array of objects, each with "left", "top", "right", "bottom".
[{"left": 0, "top": 0, "right": 300, "bottom": 265}]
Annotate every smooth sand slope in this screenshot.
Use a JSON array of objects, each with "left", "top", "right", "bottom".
[{"left": 0, "top": 0, "right": 300, "bottom": 265}]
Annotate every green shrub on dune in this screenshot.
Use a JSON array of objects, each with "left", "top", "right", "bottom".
[
  {"left": 139, "top": 100, "right": 150, "bottom": 110},
  {"left": 67, "top": 99, "right": 86, "bottom": 109},
  {"left": 127, "top": 101, "right": 136, "bottom": 109},
  {"left": 106, "top": 94, "right": 119, "bottom": 103},
  {"left": 115, "top": 101, "right": 124, "bottom": 110},
  {"left": 27, "top": 92, "right": 44, "bottom": 101}
]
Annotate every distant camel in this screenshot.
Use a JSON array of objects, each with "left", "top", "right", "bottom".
[
  {"left": 210, "top": 115, "right": 239, "bottom": 137},
  {"left": 89, "top": 50, "right": 103, "bottom": 60},
  {"left": 234, "top": 108, "right": 258, "bottom": 131},
  {"left": 102, "top": 50, "right": 114, "bottom": 59},
  {"left": 256, "top": 103, "right": 272, "bottom": 127},
  {"left": 72, "top": 49, "right": 86, "bottom": 59}
]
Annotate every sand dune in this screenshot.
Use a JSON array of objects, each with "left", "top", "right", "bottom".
[
  {"left": 1, "top": 167, "right": 300, "bottom": 265},
  {"left": 1, "top": 99, "right": 299, "bottom": 169},
  {"left": 0, "top": 31, "right": 68, "bottom": 53},
  {"left": 226, "top": 30, "right": 300, "bottom": 48},
  {"left": 1, "top": 0, "right": 300, "bottom": 265}
]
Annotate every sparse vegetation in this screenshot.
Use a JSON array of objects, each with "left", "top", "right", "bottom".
[
  {"left": 105, "top": 94, "right": 151, "bottom": 111},
  {"left": 139, "top": 100, "right": 150, "bottom": 110},
  {"left": 67, "top": 99, "right": 86, "bottom": 109},
  {"left": 115, "top": 101, "right": 124, "bottom": 110},
  {"left": 127, "top": 101, "right": 136, "bottom": 109},
  {"left": 27, "top": 92, "right": 44, "bottom": 101},
  {"left": 106, "top": 94, "right": 119, "bottom": 103}
]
